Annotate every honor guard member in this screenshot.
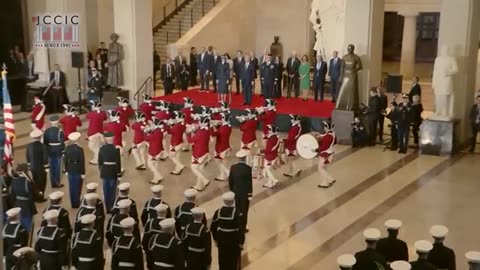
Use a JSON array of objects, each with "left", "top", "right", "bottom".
[
  {"left": 239, "top": 108, "right": 259, "bottom": 162},
  {"left": 466, "top": 251, "right": 480, "bottom": 270},
  {"left": 35, "top": 209, "right": 68, "bottom": 270},
  {"left": 337, "top": 254, "right": 357, "bottom": 270},
  {"left": 352, "top": 228, "right": 388, "bottom": 270},
  {"left": 428, "top": 225, "right": 456, "bottom": 270},
  {"left": 263, "top": 124, "right": 281, "bottom": 189},
  {"left": 59, "top": 104, "right": 82, "bottom": 140},
  {"left": 111, "top": 217, "right": 145, "bottom": 270},
  {"left": 115, "top": 97, "right": 135, "bottom": 129},
  {"left": 411, "top": 95, "right": 424, "bottom": 146},
  {"left": 175, "top": 189, "right": 207, "bottom": 237},
  {"left": 212, "top": 112, "right": 232, "bottom": 181},
  {"left": 80, "top": 182, "right": 105, "bottom": 216},
  {"left": 41, "top": 191, "right": 73, "bottom": 241},
  {"left": 10, "top": 164, "right": 37, "bottom": 232},
  {"left": 211, "top": 192, "right": 245, "bottom": 270},
  {"left": 3, "top": 207, "right": 29, "bottom": 270},
  {"left": 181, "top": 97, "right": 195, "bottom": 151},
  {"left": 112, "top": 182, "right": 139, "bottom": 221},
  {"left": 283, "top": 114, "right": 302, "bottom": 177},
  {"left": 168, "top": 111, "right": 187, "bottom": 175},
  {"left": 98, "top": 131, "right": 122, "bottom": 213},
  {"left": 411, "top": 240, "right": 437, "bottom": 270},
  {"left": 142, "top": 203, "right": 169, "bottom": 251},
  {"left": 182, "top": 207, "right": 212, "bottom": 270},
  {"left": 228, "top": 149, "right": 252, "bottom": 232},
  {"left": 86, "top": 100, "right": 107, "bottom": 164},
  {"left": 106, "top": 199, "right": 141, "bottom": 247},
  {"left": 187, "top": 116, "right": 212, "bottom": 191},
  {"left": 145, "top": 118, "right": 167, "bottom": 184},
  {"left": 391, "top": 261, "right": 412, "bottom": 270},
  {"left": 12, "top": 246, "right": 39, "bottom": 270},
  {"left": 63, "top": 132, "right": 85, "bottom": 208},
  {"left": 258, "top": 99, "right": 277, "bottom": 145},
  {"left": 75, "top": 193, "right": 105, "bottom": 241},
  {"left": 376, "top": 219, "right": 409, "bottom": 264},
  {"left": 71, "top": 214, "right": 104, "bottom": 270},
  {"left": 130, "top": 111, "right": 147, "bottom": 170},
  {"left": 31, "top": 94, "right": 46, "bottom": 130},
  {"left": 316, "top": 121, "right": 337, "bottom": 188},
  {"left": 146, "top": 218, "right": 185, "bottom": 270},
  {"left": 43, "top": 115, "right": 65, "bottom": 188},
  {"left": 397, "top": 94, "right": 412, "bottom": 154},
  {"left": 141, "top": 184, "right": 172, "bottom": 226},
  {"left": 139, "top": 94, "right": 155, "bottom": 121},
  {"left": 26, "top": 129, "right": 49, "bottom": 202}
]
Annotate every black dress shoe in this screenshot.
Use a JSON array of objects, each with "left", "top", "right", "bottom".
[{"left": 53, "top": 184, "right": 64, "bottom": 188}]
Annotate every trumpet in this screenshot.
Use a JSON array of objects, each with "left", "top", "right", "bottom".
[
  {"left": 210, "top": 120, "right": 221, "bottom": 127},
  {"left": 235, "top": 115, "right": 248, "bottom": 123},
  {"left": 186, "top": 123, "right": 199, "bottom": 134},
  {"left": 191, "top": 113, "right": 203, "bottom": 121}
]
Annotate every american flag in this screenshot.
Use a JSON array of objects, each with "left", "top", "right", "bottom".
[{"left": 1, "top": 63, "right": 15, "bottom": 175}]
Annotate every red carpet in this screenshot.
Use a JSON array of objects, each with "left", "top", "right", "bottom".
[{"left": 154, "top": 89, "right": 335, "bottom": 118}]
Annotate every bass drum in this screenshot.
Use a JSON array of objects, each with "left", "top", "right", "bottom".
[{"left": 296, "top": 133, "right": 322, "bottom": 159}]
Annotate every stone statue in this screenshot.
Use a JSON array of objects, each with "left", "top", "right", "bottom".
[
  {"left": 270, "top": 36, "right": 283, "bottom": 59},
  {"left": 107, "top": 33, "right": 123, "bottom": 89},
  {"left": 431, "top": 45, "right": 458, "bottom": 121},
  {"left": 309, "top": 0, "right": 345, "bottom": 57},
  {"left": 336, "top": 44, "right": 363, "bottom": 112}
]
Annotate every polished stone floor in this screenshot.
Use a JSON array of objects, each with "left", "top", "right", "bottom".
[{"left": 9, "top": 110, "right": 480, "bottom": 270}]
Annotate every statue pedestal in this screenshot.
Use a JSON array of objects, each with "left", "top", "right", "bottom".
[
  {"left": 102, "top": 89, "right": 130, "bottom": 108},
  {"left": 332, "top": 109, "right": 354, "bottom": 145},
  {"left": 419, "top": 119, "right": 459, "bottom": 156}
]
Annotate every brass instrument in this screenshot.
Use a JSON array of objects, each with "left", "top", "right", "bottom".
[
  {"left": 210, "top": 120, "right": 222, "bottom": 127},
  {"left": 255, "top": 106, "right": 266, "bottom": 115},
  {"left": 185, "top": 123, "right": 199, "bottom": 134},
  {"left": 191, "top": 113, "right": 202, "bottom": 121},
  {"left": 235, "top": 115, "right": 248, "bottom": 123}
]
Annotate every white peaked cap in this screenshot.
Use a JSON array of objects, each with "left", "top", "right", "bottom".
[
  {"left": 184, "top": 189, "right": 198, "bottom": 198},
  {"left": 49, "top": 191, "right": 64, "bottom": 200},
  {"left": 154, "top": 203, "right": 169, "bottom": 212},
  {"left": 235, "top": 149, "right": 249, "bottom": 158},
  {"left": 159, "top": 218, "right": 175, "bottom": 229},
  {"left": 6, "top": 207, "right": 21, "bottom": 217},
  {"left": 86, "top": 182, "right": 99, "bottom": 190},
  {"left": 151, "top": 185, "right": 164, "bottom": 193},
  {"left": 84, "top": 193, "right": 99, "bottom": 201},
  {"left": 466, "top": 251, "right": 480, "bottom": 263},
  {"left": 30, "top": 129, "right": 43, "bottom": 138},
  {"left": 118, "top": 182, "right": 131, "bottom": 191},
  {"left": 430, "top": 225, "right": 449, "bottom": 238},
  {"left": 120, "top": 217, "right": 135, "bottom": 228},
  {"left": 363, "top": 228, "right": 381, "bottom": 241},
  {"left": 80, "top": 214, "right": 96, "bottom": 224},
  {"left": 117, "top": 199, "right": 132, "bottom": 209},
  {"left": 43, "top": 209, "right": 59, "bottom": 220},
  {"left": 414, "top": 240, "right": 433, "bottom": 253},
  {"left": 337, "top": 254, "right": 356, "bottom": 267},
  {"left": 384, "top": 219, "right": 402, "bottom": 230},
  {"left": 222, "top": 191, "right": 235, "bottom": 201},
  {"left": 191, "top": 207, "right": 205, "bottom": 215},
  {"left": 68, "top": 132, "right": 81, "bottom": 141},
  {"left": 390, "top": 261, "right": 411, "bottom": 270}
]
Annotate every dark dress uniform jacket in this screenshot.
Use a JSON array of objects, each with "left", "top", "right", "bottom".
[
  {"left": 428, "top": 242, "right": 456, "bottom": 270},
  {"left": 74, "top": 206, "right": 105, "bottom": 239},
  {"left": 142, "top": 217, "right": 166, "bottom": 251},
  {"left": 63, "top": 144, "right": 85, "bottom": 174},
  {"left": 80, "top": 196, "right": 105, "bottom": 217},
  {"left": 34, "top": 225, "right": 67, "bottom": 270},
  {"left": 147, "top": 232, "right": 185, "bottom": 270},
  {"left": 141, "top": 197, "right": 172, "bottom": 226},
  {"left": 411, "top": 258, "right": 438, "bottom": 270},
  {"left": 98, "top": 143, "right": 121, "bottom": 178},
  {"left": 71, "top": 228, "right": 104, "bottom": 270},
  {"left": 3, "top": 222, "right": 28, "bottom": 270},
  {"left": 111, "top": 234, "right": 144, "bottom": 270},
  {"left": 10, "top": 175, "right": 37, "bottom": 217},
  {"left": 376, "top": 236, "right": 409, "bottom": 263},
  {"left": 174, "top": 202, "right": 207, "bottom": 237},
  {"left": 40, "top": 205, "right": 72, "bottom": 239},
  {"left": 353, "top": 247, "right": 388, "bottom": 270},
  {"left": 182, "top": 222, "right": 212, "bottom": 270},
  {"left": 111, "top": 195, "right": 139, "bottom": 221},
  {"left": 26, "top": 141, "right": 49, "bottom": 172},
  {"left": 43, "top": 126, "right": 65, "bottom": 154},
  {"left": 228, "top": 162, "right": 253, "bottom": 213},
  {"left": 106, "top": 213, "right": 141, "bottom": 247}
]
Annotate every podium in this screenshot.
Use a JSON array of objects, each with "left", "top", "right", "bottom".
[{"left": 419, "top": 119, "right": 459, "bottom": 156}]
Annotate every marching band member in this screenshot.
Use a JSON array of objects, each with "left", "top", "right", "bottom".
[
  {"left": 31, "top": 94, "right": 46, "bottom": 130},
  {"left": 211, "top": 101, "right": 229, "bottom": 121},
  {"left": 258, "top": 99, "right": 277, "bottom": 146},
  {"left": 238, "top": 108, "right": 259, "bottom": 164},
  {"left": 153, "top": 101, "right": 171, "bottom": 160},
  {"left": 263, "top": 124, "right": 281, "bottom": 189},
  {"left": 181, "top": 97, "right": 195, "bottom": 151},
  {"left": 145, "top": 117, "right": 166, "bottom": 184},
  {"left": 115, "top": 97, "right": 134, "bottom": 129},
  {"left": 130, "top": 111, "right": 148, "bottom": 170},
  {"left": 188, "top": 116, "right": 211, "bottom": 191},
  {"left": 139, "top": 93, "right": 155, "bottom": 121},
  {"left": 315, "top": 121, "right": 337, "bottom": 188},
  {"left": 168, "top": 111, "right": 186, "bottom": 175},
  {"left": 86, "top": 100, "right": 107, "bottom": 165},
  {"left": 104, "top": 110, "right": 127, "bottom": 173},
  {"left": 212, "top": 112, "right": 232, "bottom": 181},
  {"left": 59, "top": 104, "right": 82, "bottom": 140},
  {"left": 283, "top": 114, "right": 302, "bottom": 177}
]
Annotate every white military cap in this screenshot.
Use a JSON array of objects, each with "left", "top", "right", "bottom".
[
  {"left": 337, "top": 254, "right": 356, "bottom": 268},
  {"left": 68, "top": 131, "right": 81, "bottom": 141},
  {"left": 466, "top": 251, "right": 480, "bottom": 263},
  {"left": 117, "top": 199, "right": 132, "bottom": 209},
  {"left": 191, "top": 207, "right": 205, "bottom": 215},
  {"left": 118, "top": 182, "right": 131, "bottom": 191},
  {"left": 120, "top": 217, "right": 135, "bottom": 228},
  {"left": 414, "top": 240, "right": 433, "bottom": 253},
  {"left": 390, "top": 261, "right": 411, "bottom": 270},
  {"left": 384, "top": 219, "right": 402, "bottom": 230},
  {"left": 363, "top": 228, "right": 381, "bottom": 241},
  {"left": 235, "top": 149, "right": 249, "bottom": 158},
  {"left": 43, "top": 209, "right": 59, "bottom": 220},
  {"left": 6, "top": 207, "right": 21, "bottom": 218},
  {"left": 151, "top": 185, "right": 164, "bottom": 193},
  {"left": 159, "top": 218, "right": 176, "bottom": 229},
  {"left": 80, "top": 214, "right": 96, "bottom": 224},
  {"left": 184, "top": 189, "right": 198, "bottom": 198},
  {"left": 430, "top": 225, "right": 449, "bottom": 238},
  {"left": 84, "top": 192, "right": 99, "bottom": 201},
  {"left": 86, "top": 182, "right": 99, "bottom": 190},
  {"left": 154, "top": 203, "right": 169, "bottom": 212},
  {"left": 30, "top": 129, "right": 43, "bottom": 138},
  {"left": 49, "top": 191, "right": 64, "bottom": 200},
  {"left": 222, "top": 191, "right": 235, "bottom": 201},
  {"left": 13, "top": 246, "right": 35, "bottom": 258}
]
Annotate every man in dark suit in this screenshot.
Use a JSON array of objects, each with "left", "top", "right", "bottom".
[
  {"left": 228, "top": 149, "right": 252, "bottom": 232},
  {"left": 189, "top": 47, "right": 198, "bottom": 86},
  {"left": 153, "top": 50, "right": 161, "bottom": 89},
  {"left": 161, "top": 57, "right": 175, "bottom": 95},
  {"left": 377, "top": 87, "right": 389, "bottom": 142},
  {"left": 313, "top": 54, "right": 327, "bottom": 102},
  {"left": 49, "top": 64, "right": 67, "bottom": 113},
  {"left": 197, "top": 47, "right": 209, "bottom": 91},
  {"left": 208, "top": 48, "right": 220, "bottom": 93},
  {"left": 469, "top": 94, "right": 480, "bottom": 152},
  {"left": 366, "top": 88, "right": 380, "bottom": 146},
  {"left": 174, "top": 49, "right": 186, "bottom": 89},
  {"left": 95, "top": 42, "right": 108, "bottom": 63},
  {"left": 261, "top": 54, "right": 278, "bottom": 99},
  {"left": 328, "top": 51, "right": 342, "bottom": 102},
  {"left": 286, "top": 51, "right": 300, "bottom": 99},
  {"left": 242, "top": 54, "right": 255, "bottom": 105},
  {"left": 233, "top": 50, "right": 245, "bottom": 95},
  {"left": 408, "top": 76, "right": 422, "bottom": 103}
]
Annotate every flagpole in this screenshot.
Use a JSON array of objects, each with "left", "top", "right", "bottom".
[{"left": 0, "top": 63, "right": 6, "bottom": 270}]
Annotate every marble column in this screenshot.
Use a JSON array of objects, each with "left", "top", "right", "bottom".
[
  {"left": 437, "top": 0, "right": 480, "bottom": 140},
  {"left": 113, "top": 0, "right": 153, "bottom": 106},
  {"left": 343, "top": 0, "right": 385, "bottom": 105},
  {"left": 399, "top": 11, "right": 418, "bottom": 79}
]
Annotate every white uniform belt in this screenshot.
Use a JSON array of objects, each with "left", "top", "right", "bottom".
[
  {"left": 188, "top": 246, "right": 206, "bottom": 253},
  {"left": 41, "top": 249, "right": 60, "bottom": 253},
  {"left": 79, "top": 257, "right": 96, "bottom": 262},
  {"left": 154, "top": 262, "right": 175, "bottom": 267},
  {"left": 48, "top": 143, "right": 61, "bottom": 146},
  {"left": 104, "top": 162, "right": 117, "bottom": 165},
  {"left": 118, "top": 262, "right": 136, "bottom": 267},
  {"left": 16, "top": 196, "right": 29, "bottom": 200},
  {"left": 218, "top": 227, "right": 237, "bottom": 232}
]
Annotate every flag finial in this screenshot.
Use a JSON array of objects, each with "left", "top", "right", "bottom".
[{"left": 1, "top": 63, "right": 7, "bottom": 77}]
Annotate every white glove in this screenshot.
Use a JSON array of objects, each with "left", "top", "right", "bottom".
[
  {"left": 31, "top": 123, "right": 36, "bottom": 129},
  {"left": 65, "top": 172, "right": 68, "bottom": 176},
  {"left": 45, "top": 168, "right": 49, "bottom": 173},
  {"left": 81, "top": 175, "right": 85, "bottom": 179}
]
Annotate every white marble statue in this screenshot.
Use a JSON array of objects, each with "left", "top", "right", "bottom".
[
  {"left": 431, "top": 45, "right": 459, "bottom": 121},
  {"left": 30, "top": 30, "right": 50, "bottom": 86},
  {"left": 309, "top": 0, "right": 345, "bottom": 57}
]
